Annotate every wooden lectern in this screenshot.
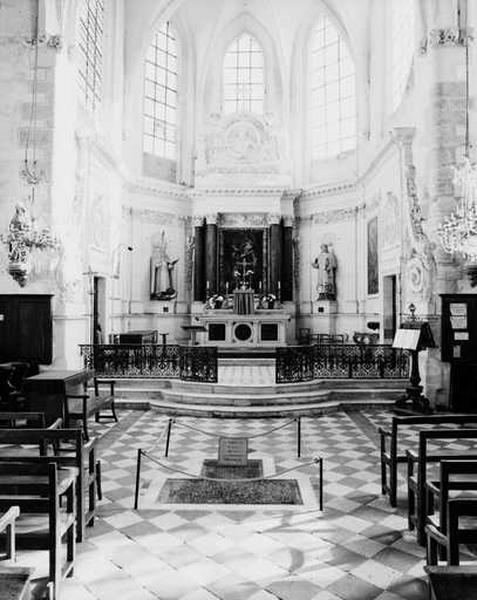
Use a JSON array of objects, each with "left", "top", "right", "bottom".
[{"left": 393, "top": 304, "right": 435, "bottom": 414}]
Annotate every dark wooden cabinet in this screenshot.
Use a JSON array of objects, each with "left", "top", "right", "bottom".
[
  {"left": 441, "top": 294, "right": 477, "bottom": 412},
  {"left": 0, "top": 295, "right": 53, "bottom": 364}
]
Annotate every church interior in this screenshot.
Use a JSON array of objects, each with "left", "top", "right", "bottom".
[{"left": 2, "top": 0, "right": 477, "bottom": 598}]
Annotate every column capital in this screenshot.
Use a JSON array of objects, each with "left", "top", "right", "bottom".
[
  {"left": 391, "top": 127, "right": 416, "bottom": 147},
  {"left": 426, "top": 27, "right": 471, "bottom": 50},
  {"left": 205, "top": 214, "right": 218, "bottom": 225},
  {"left": 268, "top": 213, "right": 281, "bottom": 225},
  {"left": 193, "top": 215, "right": 204, "bottom": 227}
]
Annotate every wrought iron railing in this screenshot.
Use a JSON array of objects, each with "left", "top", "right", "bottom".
[
  {"left": 275, "top": 344, "right": 409, "bottom": 383},
  {"left": 79, "top": 344, "right": 218, "bottom": 383}
]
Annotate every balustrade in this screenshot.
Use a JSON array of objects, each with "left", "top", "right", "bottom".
[
  {"left": 79, "top": 344, "right": 218, "bottom": 383},
  {"left": 276, "top": 344, "right": 409, "bottom": 383}
]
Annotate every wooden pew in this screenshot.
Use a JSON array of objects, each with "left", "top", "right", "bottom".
[
  {"left": 426, "top": 459, "right": 477, "bottom": 560},
  {"left": 0, "top": 412, "right": 46, "bottom": 429},
  {"left": 65, "top": 377, "right": 118, "bottom": 441},
  {"left": 379, "top": 414, "right": 475, "bottom": 507},
  {"left": 0, "top": 461, "right": 75, "bottom": 600},
  {"left": 0, "top": 428, "right": 98, "bottom": 543},
  {"left": 426, "top": 498, "right": 477, "bottom": 566},
  {"left": 406, "top": 428, "right": 477, "bottom": 545}
]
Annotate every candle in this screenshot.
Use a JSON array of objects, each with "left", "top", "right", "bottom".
[
  {"left": 259, "top": 281, "right": 262, "bottom": 291},
  {"left": 278, "top": 281, "right": 281, "bottom": 290},
  {"left": 206, "top": 280, "right": 210, "bottom": 290},
  {"left": 225, "top": 282, "right": 229, "bottom": 294}
]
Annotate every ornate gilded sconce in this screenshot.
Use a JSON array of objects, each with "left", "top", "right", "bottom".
[{"left": 1, "top": 199, "right": 59, "bottom": 287}]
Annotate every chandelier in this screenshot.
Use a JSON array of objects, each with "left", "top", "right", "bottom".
[
  {"left": 437, "top": 157, "right": 477, "bottom": 260},
  {"left": 437, "top": 13, "right": 477, "bottom": 267},
  {"left": 0, "top": 8, "right": 59, "bottom": 286}
]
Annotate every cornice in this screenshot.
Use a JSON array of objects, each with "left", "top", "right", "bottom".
[
  {"left": 126, "top": 179, "right": 190, "bottom": 200},
  {"left": 189, "top": 187, "right": 293, "bottom": 198},
  {"left": 301, "top": 182, "right": 356, "bottom": 200}
]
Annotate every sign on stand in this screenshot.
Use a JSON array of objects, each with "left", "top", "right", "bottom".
[{"left": 218, "top": 437, "right": 248, "bottom": 466}]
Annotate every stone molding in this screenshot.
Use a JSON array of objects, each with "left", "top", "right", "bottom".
[
  {"left": 189, "top": 187, "right": 291, "bottom": 198},
  {"left": 296, "top": 206, "right": 358, "bottom": 225},
  {"left": 126, "top": 180, "right": 189, "bottom": 200},
  {"left": 301, "top": 182, "right": 356, "bottom": 200},
  {"left": 426, "top": 28, "right": 471, "bottom": 49}
]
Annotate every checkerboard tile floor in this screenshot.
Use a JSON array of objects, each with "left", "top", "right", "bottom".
[{"left": 25, "top": 408, "right": 474, "bottom": 599}]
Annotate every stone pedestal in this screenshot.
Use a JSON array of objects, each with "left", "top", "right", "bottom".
[{"left": 311, "top": 300, "right": 337, "bottom": 334}]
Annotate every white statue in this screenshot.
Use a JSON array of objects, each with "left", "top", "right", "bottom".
[
  {"left": 311, "top": 243, "right": 337, "bottom": 300},
  {"left": 150, "top": 231, "right": 179, "bottom": 300}
]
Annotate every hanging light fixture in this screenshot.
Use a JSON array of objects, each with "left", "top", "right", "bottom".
[
  {"left": 436, "top": 6, "right": 477, "bottom": 277},
  {"left": 0, "top": 5, "right": 59, "bottom": 286}
]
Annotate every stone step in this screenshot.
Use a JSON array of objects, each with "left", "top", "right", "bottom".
[
  {"left": 158, "top": 387, "right": 404, "bottom": 406},
  {"left": 146, "top": 396, "right": 396, "bottom": 418}
]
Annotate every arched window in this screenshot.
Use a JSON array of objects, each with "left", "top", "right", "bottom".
[
  {"left": 308, "top": 15, "right": 356, "bottom": 160},
  {"left": 390, "top": 0, "right": 415, "bottom": 112},
  {"left": 223, "top": 33, "right": 264, "bottom": 114},
  {"left": 77, "top": 0, "right": 105, "bottom": 110},
  {"left": 143, "top": 22, "right": 178, "bottom": 159}
]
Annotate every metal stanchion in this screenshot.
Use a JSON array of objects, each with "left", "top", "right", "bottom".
[
  {"left": 297, "top": 417, "right": 301, "bottom": 458},
  {"left": 165, "top": 418, "right": 173, "bottom": 457},
  {"left": 319, "top": 457, "right": 323, "bottom": 511},
  {"left": 134, "top": 449, "right": 142, "bottom": 510}
]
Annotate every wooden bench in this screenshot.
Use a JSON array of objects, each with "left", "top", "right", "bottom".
[
  {"left": 407, "top": 428, "right": 477, "bottom": 545},
  {"left": 0, "top": 506, "right": 20, "bottom": 560},
  {"left": 426, "top": 498, "right": 477, "bottom": 566},
  {"left": 65, "top": 377, "right": 117, "bottom": 441},
  {"left": 426, "top": 460, "right": 477, "bottom": 561},
  {"left": 0, "top": 461, "right": 75, "bottom": 600},
  {"left": 425, "top": 565, "right": 477, "bottom": 599},
  {"left": 0, "top": 428, "right": 98, "bottom": 543},
  {"left": 379, "top": 414, "right": 474, "bottom": 507}
]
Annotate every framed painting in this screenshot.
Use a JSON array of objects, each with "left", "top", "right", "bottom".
[{"left": 367, "top": 217, "right": 379, "bottom": 295}]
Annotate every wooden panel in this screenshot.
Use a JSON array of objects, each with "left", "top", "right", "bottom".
[{"left": 0, "top": 296, "right": 52, "bottom": 364}]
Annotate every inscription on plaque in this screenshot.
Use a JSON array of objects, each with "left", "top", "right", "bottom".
[{"left": 218, "top": 437, "right": 248, "bottom": 466}]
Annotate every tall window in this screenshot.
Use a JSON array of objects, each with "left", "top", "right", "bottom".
[
  {"left": 77, "top": 0, "right": 105, "bottom": 111},
  {"left": 143, "top": 22, "right": 178, "bottom": 159},
  {"left": 223, "top": 33, "right": 264, "bottom": 114},
  {"left": 390, "top": 0, "right": 415, "bottom": 112},
  {"left": 309, "top": 15, "right": 356, "bottom": 160}
]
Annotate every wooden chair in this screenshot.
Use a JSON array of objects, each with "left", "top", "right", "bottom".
[
  {"left": 0, "top": 461, "right": 76, "bottom": 600},
  {"left": 425, "top": 565, "right": 477, "bottom": 599},
  {"left": 407, "top": 428, "right": 477, "bottom": 545},
  {"left": 426, "top": 460, "right": 477, "bottom": 560},
  {"left": 426, "top": 498, "right": 477, "bottom": 566},
  {"left": 0, "top": 505, "right": 20, "bottom": 561},
  {"left": 0, "top": 428, "right": 98, "bottom": 543},
  {"left": 379, "top": 414, "right": 475, "bottom": 507},
  {"left": 65, "top": 377, "right": 117, "bottom": 441}
]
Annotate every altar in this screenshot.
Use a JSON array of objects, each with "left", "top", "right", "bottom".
[{"left": 196, "top": 308, "right": 290, "bottom": 347}]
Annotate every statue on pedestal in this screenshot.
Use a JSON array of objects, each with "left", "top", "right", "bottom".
[
  {"left": 312, "top": 244, "right": 337, "bottom": 300},
  {"left": 150, "top": 231, "right": 179, "bottom": 300}
]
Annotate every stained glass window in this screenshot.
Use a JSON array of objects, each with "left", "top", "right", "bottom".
[{"left": 77, "top": 0, "right": 105, "bottom": 111}]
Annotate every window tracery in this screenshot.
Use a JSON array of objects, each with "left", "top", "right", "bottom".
[
  {"left": 223, "top": 33, "right": 264, "bottom": 114},
  {"left": 308, "top": 15, "right": 356, "bottom": 160},
  {"left": 77, "top": 0, "right": 105, "bottom": 111},
  {"left": 143, "top": 22, "right": 178, "bottom": 159}
]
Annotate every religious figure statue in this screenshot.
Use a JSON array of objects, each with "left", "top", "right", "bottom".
[
  {"left": 311, "top": 244, "right": 337, "bottom": 300},
  {"left": 150, "top": 231, "right": 179, "bottom": 300}
]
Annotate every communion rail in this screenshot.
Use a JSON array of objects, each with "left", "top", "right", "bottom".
[
  {"left": 276, "top": 344, "right": 409, "bottom": 384},
  {"left": 79, "top": 344, "right": 218, "bottom": 383}
]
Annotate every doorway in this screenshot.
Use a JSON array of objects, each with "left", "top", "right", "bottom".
[
  {"left": 93, "top": 276, "right": 106, "bottom": 344},
  {"left": 383, "top": 275, "right": 397, "bottom": 343}
]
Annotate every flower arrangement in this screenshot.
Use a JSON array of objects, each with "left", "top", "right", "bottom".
[
  {"left": 206, "top": 293, "right": 225, "bottom": 309},
  {"left": 260, "top": 293, "right": 276, "bottom": 308}
]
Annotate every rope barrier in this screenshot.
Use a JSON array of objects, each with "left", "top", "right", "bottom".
[
  {"left": 172, "top": 418, "right": 297, "bottom": 440},
  {"left": 140, "top": 448, "right": 321, "bottom": 483}
]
